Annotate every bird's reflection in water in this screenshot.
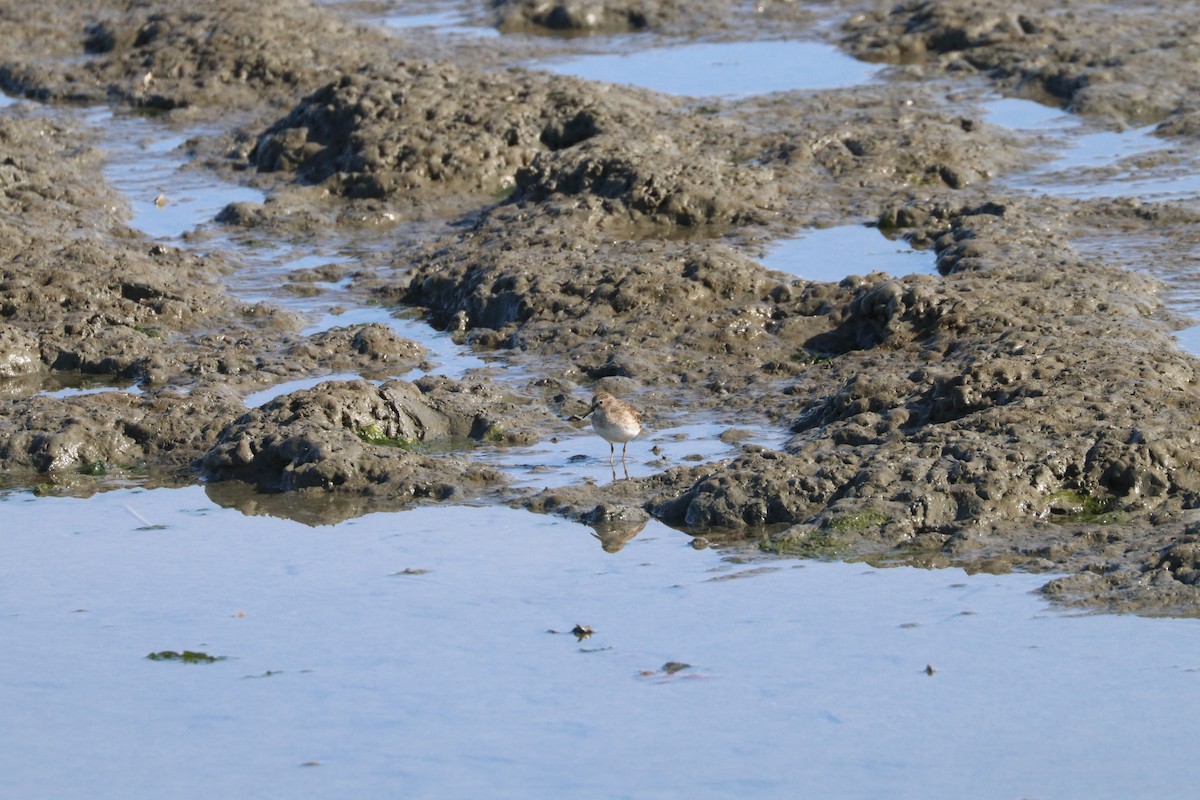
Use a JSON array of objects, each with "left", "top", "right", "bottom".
[{"left": 588, "top": 517, "right": 649, "bottom": 553}]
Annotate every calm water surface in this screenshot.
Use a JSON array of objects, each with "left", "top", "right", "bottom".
[
  {"left": 4, "top": 488, "right": 1200, "bottom": 799},
  {"left": 535, "top": 39, "right": 879, "bottom": 98}
]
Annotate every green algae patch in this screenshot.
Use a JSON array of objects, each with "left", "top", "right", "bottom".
[
  {"left": 356, "top": 423, "right": 420, "bottom": 450},
  {"left": 1045, "top": 490, "right": 1127, "bottom": 525},
  {"left": 146, "top": 650, "right": 226, "bottom": 664},
  {"left": 827, "top": 510, "right": 891, "bottom": 532},
  {"left": 762, "top": 528, "right": 850, "bottom": 560}
]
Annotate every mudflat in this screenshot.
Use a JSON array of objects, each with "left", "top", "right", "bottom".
[{"left": 4, "top": 0, "right": 1200, "bottom": 614}]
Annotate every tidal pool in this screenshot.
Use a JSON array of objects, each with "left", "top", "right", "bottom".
[
  {"left": 534, "top": 39, "right": 879, "bottom": 98},
  {"left": 380, "top": 8, "right": 497, "bottom": 37},
  {"left": 981, "top": 94, "right": 1200, "bottom": 201},
  {"left": 91, "top": 109, "right": 264, "bottom": 240},
  {"left": 4, "top": 486, "right": 1200, "bottom": 799},
  {"left": 761, "top": 225, "right": 938, "bottom": 282}
]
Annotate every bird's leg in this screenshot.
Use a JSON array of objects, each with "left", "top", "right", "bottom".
[{"left": 609, "top": 443, "right": 615, "bottom": 466}]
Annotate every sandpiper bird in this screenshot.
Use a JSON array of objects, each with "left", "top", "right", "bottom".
[{"left": 583, "top": 391, "right": 642, "bottom": 466}]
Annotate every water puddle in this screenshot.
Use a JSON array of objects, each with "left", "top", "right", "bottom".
[
  {"left": 302, "top": 305, "right": 490, "bottom": 380},
  {"left": 6, "top": 372, "right": 143, "bottom": 402},
  {"left": 4, "top": 485, "right": 1200, "bottom": 798},
  {"left": 981, "top": 95, "right": 1200, "bottom": 201},
  {"left": 89, "top": 109, "right": 264, "bottom": 239},
  {"left": 762, "top": 224, "right": 937, "bottom": 282},
  {"left": 241, "top": 373, "right": 368, "bottom": 408},
  {"left": 84, "top": 106, "right": 498, "bottom": 393},
  {"left": 533, "top": 39, "right": 879, "bottom": 98},
  {"left": 1173, "top": 323, "right": 1200, "bottom": 359},
  {"left": 379, "top": 8, "right": 497, "bottom": 37},
  {"left": 39, "top": 384, "right": 142, "bottom": 400}
]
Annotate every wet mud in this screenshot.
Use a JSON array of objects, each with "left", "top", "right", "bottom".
[{"left": 4, "top": 0, "right": 1200, "bottom": 614}]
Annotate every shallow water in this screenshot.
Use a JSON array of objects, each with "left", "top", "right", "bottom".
[
  {"left": 981, "top": 95, "right": 1200, "bottom": 201},
  {"left": 89, "top": 109, "right": 264, "bottom": 240},
  {"left": 5, "top": 487, "right": 1200, "bottom": 799},
  {"left": 535, "top": 39, "right": 879, "bottom": 98},
  {"left": 762, "top": 224, "right": 938, "bottom": 282},
  {"left": 380, "top": 8, "right": 498, "bottom": 37},
  {"left": 482, "top": 419, "right": 790, "bottom": 489},
  {"left": 92, "top": 109, "right": 495, "bottom": 391}
]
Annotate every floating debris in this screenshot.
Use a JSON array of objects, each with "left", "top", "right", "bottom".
[
  {"left": 639, "top": 661, "right": 696, "bottom": 679},
  {"left": 546, "top": 624, "right": 595, "bottom": 641},
  {"left": 146, "top": 650, "right": 226, "bottom": 664}
]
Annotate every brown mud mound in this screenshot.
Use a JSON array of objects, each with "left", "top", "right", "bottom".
[
  {"left": 0, "top": 0, "right": 391, "bottom": 110},
  {"left": 243, "top": 70, "right": 1033, "bottom": 228},
  {"left": 653, "top": 200, "right": 1200, "bottom": 539},
  {"left": 243, "top": 61, "right": 783, "bottom": 226},
  {"left": 727, "top": 84, "right": 1033, "bottom": 196},
  {"left": 396, "top": 206, "right": 853, "bottom": 399},
  {"left": 493, "top": 0, "right": 664, "bottom": 33},
  {"left": 490, "top": 0, "right": 817, "bottom": 36},
  {"left": 0, "top": 113, "right": 258, "bottom": 382},
  {"left": 512, "top": 131, "right": 782, "bottom": 226},
  {"left": 200, "top": 377, "right": 555, "bottom": 497},
  {"left": 249, "top": 64, "right": 648, "bottom": 199},
  {"left": 844, "top": 0, "right": 1200, "bottom": 129},
  {"left": 0, "top": 389, "right": 243, "bottom": 476}
]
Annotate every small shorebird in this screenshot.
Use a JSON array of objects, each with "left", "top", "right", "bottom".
[{"left": 582, "top": 391, "right": 642, "bottom": 466}]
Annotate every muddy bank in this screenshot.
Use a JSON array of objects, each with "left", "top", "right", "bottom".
[
  {"left": 490, "top": 0, "right": 818, "bottom": 36},
  {"left": 0, "top": 0, "right": 396, "bottom": 112},
  {"left": 200, "top": 376, "right": 555, "bottom": 506},
  {"left": 844, "top": 0, "right": 1200, "bottom": 131},
  {"left": 0, "top": 107, "right": 519, "bottom": 486}
]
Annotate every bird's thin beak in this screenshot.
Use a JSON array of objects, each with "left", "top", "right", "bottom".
[{"left": 567, "top": 404, "right": 596, "bottom": 423}]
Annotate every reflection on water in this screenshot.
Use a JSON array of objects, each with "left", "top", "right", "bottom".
[
  {"left": 4, "top": 486, "right": 1200, "bottom": 798},
  {"left": 478, "top": 419, "right": 790, "bottom": 490}
]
